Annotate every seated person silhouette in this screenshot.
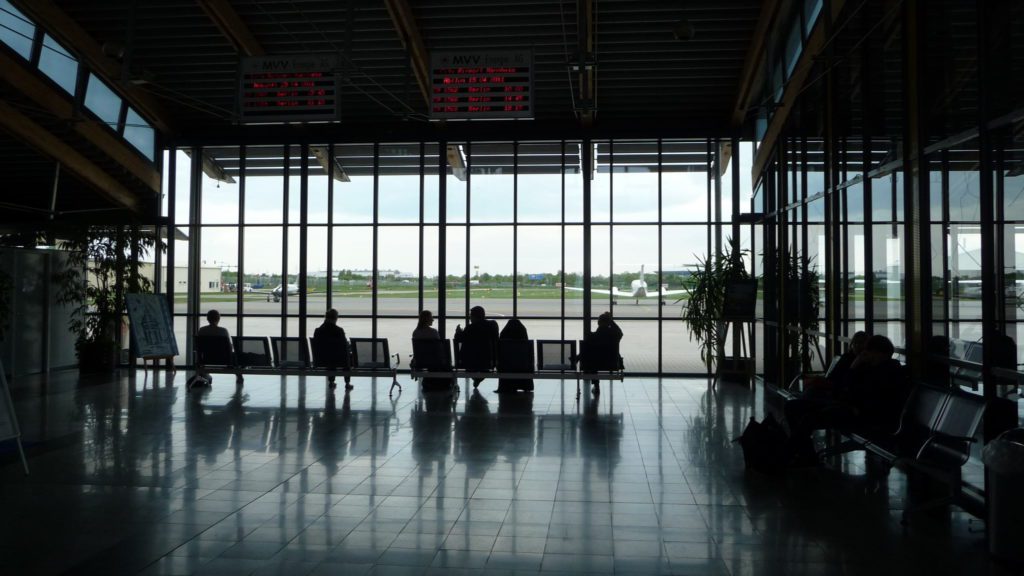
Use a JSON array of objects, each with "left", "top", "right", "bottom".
[
  {"left": 785, "top": 334, "right": 909, "bottom": 464},
  {"left": 413, "top": 310, "right": 440, "bottom": 340},
  {"left": 190, "top": 309, "right": 237, "bottom": 389},
  {"left": 313, "top": 308, "right": 352, "bottom": 391},
  {"left": 496, "top": 317, "right": 533, "bottom": 394},
  {"left": 454, "top": 306, "right": 499, "bottom": 389},
  {"left": 577, "top": 312, "right": 623, "bottom": 395},
  {"left": 799, "top": 331, "right": 868, "bottom": 398}
]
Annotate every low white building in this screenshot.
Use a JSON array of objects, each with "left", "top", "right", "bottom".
[{"left": 138, "top": 263, "right": 223, "bottom": 293}]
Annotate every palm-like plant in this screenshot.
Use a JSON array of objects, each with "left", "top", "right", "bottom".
[
  {"left": 55, "top": 225, "right": 157, "bottom": 370},
  {"left": 680, "top": 242, "right": 751, "bottom": 371}
]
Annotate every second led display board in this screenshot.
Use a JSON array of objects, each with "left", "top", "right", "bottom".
[{"left": 430, "top": 51, "right": 533, "bottom": 120}]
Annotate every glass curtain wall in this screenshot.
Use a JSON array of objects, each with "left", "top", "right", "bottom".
[
  {"left": 754, "top": 0, "right": 1024, "bottom": 496},
  {"left": 166, "top": 139, "right": 744, "bottom": 374}
]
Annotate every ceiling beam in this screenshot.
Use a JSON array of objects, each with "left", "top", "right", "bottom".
[
  {"left": 731, "top": 0, "right": 780, "bottom": 127},
  {"left": 0, "top": 100, "right": 138, "bottom": 211},
  {"left": 12, "top": 0, "right": 174, "bottom": 135},
  {"left": 383, "top": 0, "right": 431, "bottom": 107},
  {"left": 0, "top": 49, "right": 160, "bottom": 194},
  {"left": 196, "top": 0, "right": 265, "bottom": 57}
]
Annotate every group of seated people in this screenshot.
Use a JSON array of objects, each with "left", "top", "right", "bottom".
[
  {"left": 412, "top": 306, "right": 622, "bottom": 395},
  {"left": 190, "top": 308, "right": 354, "bottom": 391},
  {"left": 191, "top": 306, "right": 624, "bottom": 395},
  {"left": 783, "top": 331, "right": 912, "bottom": 464}
]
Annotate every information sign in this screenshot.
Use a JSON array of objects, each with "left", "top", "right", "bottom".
[
  {"left": 239, "top": 54, "right": 339, "bottom": 123},
  {"left": 430, "top": 51, "right": 533, "bottom": 120},
  {"left": 126, "top": 294, "right": 179, "bottom": 358}
]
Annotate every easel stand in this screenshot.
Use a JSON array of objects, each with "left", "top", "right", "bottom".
[
  {"left": 142, "top": 355, "right": 176, "bottom": 384},
  {"left": 712, "top": 320, "right": 755, "bottom": 389},
  {"left": 0, "top": 360, "right": 29, "bottom": 475}
]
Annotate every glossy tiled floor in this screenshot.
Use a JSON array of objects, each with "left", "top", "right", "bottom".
[{"left": 0, "top": 370, "right": 1008, "bottom": 575}]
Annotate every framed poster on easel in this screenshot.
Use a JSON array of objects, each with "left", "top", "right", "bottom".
[
  {"left": 126, "top": 293, "right": 179, "bottom": 372},
  {"left": 0, "top": 359, "right": 29, "bottom": 474}
]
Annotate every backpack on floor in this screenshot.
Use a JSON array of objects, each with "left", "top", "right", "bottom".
[{"left": 734, "top": 414, "right": 789, "bottom": 474}]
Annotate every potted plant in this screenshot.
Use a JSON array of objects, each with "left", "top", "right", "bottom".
[
  {"left": 680, "top": 241, "right": 753, "bottom": 380},
  {"left": 54, "top": 225, "right": 157, "bottom": 373},
  {"left": 779, "top": 248, "right": 821, "bottom": 378}
]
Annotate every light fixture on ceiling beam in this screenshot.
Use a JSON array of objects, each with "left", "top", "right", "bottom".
[
  {"left": 311, "top": 146, "right": 350, "bottom": 183},
  {"left": 447, "top": 144, "right": 466, "bottom": 181},
  {"left": 182, "top": 149, "right": 236, "bottom": 184}
]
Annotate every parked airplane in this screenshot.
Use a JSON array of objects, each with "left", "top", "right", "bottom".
[
  {"left": 566, "top": 266, "right": 687, "bottom": 305},
  {"left": 255, "top": 283, "right": 301, "bottom": 302}
]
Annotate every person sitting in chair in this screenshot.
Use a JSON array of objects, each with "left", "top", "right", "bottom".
[
  {"left": 577, "top": 312, "right": 623, "bottom": 395},
  {"left": 313, "top": 308, "right": 352, "bottom": 391},
  {"left": 190, "top": 309, "right": 236, "bottom": 389},
  {"left": 413, "top": 310, "right": 440, "bottom": 340},
  {"left": 454, "top": 306, "right": 499, "bottom": 389}
]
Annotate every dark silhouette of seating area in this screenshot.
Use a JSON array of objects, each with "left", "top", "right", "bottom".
[
  {"left": 776, "top": 332, "right": 990, "bottom": 523},
  {"left": 190, "top": 309, "right": 625, "bottom": 400}
]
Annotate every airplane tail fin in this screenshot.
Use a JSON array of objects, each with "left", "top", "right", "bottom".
[{"left": 640, "top": 265, "right": 645, "bottom": 281}]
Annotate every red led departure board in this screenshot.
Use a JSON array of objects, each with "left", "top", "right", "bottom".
[
  {"left": 430, "top": 51, "right": 533, "bottom": 120},
  {"left": 239, "top": 54, "right": 339, "bottom": 124}
]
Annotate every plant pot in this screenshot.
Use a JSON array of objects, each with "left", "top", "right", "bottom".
[
  {"left": 77, "top": 340, "right": 118, "bottom": 374},
  {"left": 717, "top": 356, "right": 755, "bottom": 386}
]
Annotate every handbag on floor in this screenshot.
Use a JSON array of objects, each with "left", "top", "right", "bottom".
[{"left": 734, "top": 414, "right": 789, "bottom": 474}]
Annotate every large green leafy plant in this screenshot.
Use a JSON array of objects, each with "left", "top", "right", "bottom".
[
  {"left": 680, "top": 242, "right": 751, "bottom": 371},
  {"left": 55, "top": 226, "right": 157, "bottom": 370},
  {"left": 779, "top": 248, "right": 821, "bottom": 371}
]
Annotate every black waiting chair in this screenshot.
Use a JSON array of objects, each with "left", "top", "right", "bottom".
[
  {"left": 231, "top": 336, "right": 274, "bottom": 368},
  {"left": 412, "top": 338, "right": 456, "bottom": 393},
  {"left": 536, "top": 340, "right": 576, "bottom": 371},
  {"left": 309, "top": 335, "right": 351, "bottom": 372},
  {"left": 577, "top": 338, "right": 623, "bottom": 373},
  {"left": 499, "top": 339, "right": 535, "bottom": 373},
  {"left": 497, "top": 339, "right": 535, "bottom": 392},
  {"left": 195, "top": 334, "right": 234, "bottom": 367},
  {"left": 271, "top": 336, "right": 311, "bottom": 368},
  {"left": 351, "top": 338, "right": 391, "bottom": 369}
]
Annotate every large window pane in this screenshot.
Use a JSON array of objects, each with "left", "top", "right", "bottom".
[
  {"left": 446, "top": 225, "right": 467, "bottom": 319},
  {"left": 335, "top": 144, "right": 373, "bottom": 223},
  {"left": 469, "top": 226, "right": 513, "bottom": 317},
  {"left": 517, "top": 225, "right": 562, "bottom": 318},
  {"left": 332, "top": 226, "right": 373, "bottom": 317},
  {"left": 38, "top": 34, "right": 77, "bottom": 95},
  {"left": 378, "top": 226, "right": 419, "bottom": 316},
  {"left": 379, "top": 143, "right": 421, "bottom": 223},
  {"left": 199, "top": 227, "right": 236, "bottom": 313},
  {"left": 612, "top": 141, "right": 659, "bottom": 223},
  {"left": 123, "top": 108, "right": 154, "bottom": 160},
  {"left": 244, "top": 226, "right": 283, "bottom": 316},
  {"left": 518, "top": 142, "right": 563, "bottom": 223},
  {"left": 612, "top": 226, "right": 659, "bottom": 318},
  {"left": 84, "top": 73, "right": 122, "bottom": 129},
  {"left": 470, "top": 142, "right": 513, "bottom": 223},
  {"left": 0, "top": 0, "right": 33, "bottom": 58},
  {"left": 446, "top": 143, "right": 467, "bottom": 223},
  {"left": 202, "top": 147, "right": 239, "bottom": 224},
  {"left": 245, "top": 146, "right": 284, "bottom": 224}
]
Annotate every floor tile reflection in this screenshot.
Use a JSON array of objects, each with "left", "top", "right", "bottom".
[{"left": 0, "top": 370, "right": 1009, "bottom": 575}]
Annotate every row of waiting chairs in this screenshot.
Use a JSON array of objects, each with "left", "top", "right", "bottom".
[
  {"left": 195, "top": 336, "right": 619, "bottom": 374},
  {"left": 195, "top": 335, "right": 392, "bottom": 371}
]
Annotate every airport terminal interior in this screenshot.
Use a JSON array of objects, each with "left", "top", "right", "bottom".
[{"left": 0, "top": 0, "right": 1022, "bottom": 574}]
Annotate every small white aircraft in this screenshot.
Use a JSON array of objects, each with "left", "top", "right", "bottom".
[
  {"left": 567, "top": 266, "right": 687, "bottom": 305},
  {"left": 253, "top": 284, "right": 301, "bottom": 302}
]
